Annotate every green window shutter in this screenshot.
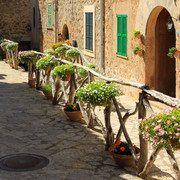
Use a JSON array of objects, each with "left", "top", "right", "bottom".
[
  {"left": 48, "top": 3, "right": 52, "bottom": 28},
  {"left": 85, "top": 12, "right": 93, "bottom": 51},
  {"left": 117, "top": 15, "right": 127, "bottom": 56}
]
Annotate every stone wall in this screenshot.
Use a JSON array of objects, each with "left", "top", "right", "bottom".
[
  {"left": 0, "top": 0, "right": 32, "bottom": 46},
  {"left": 38, "top": 0, "right": 101, "bottom": 63},
  {"left": 38, "top": 0, "right": 56, "bottom": 52}
]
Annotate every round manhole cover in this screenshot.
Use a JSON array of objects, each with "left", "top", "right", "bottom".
[{"left": 0, "top": 153, "right": 49, "bottom": 172}]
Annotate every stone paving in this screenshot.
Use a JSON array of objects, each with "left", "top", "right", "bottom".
[{"left": 0, "top": 61, "right": 179, "bottom": 180}]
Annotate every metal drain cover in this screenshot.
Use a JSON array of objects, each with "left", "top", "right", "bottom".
[{"left": 0, "top": 153, "right": 49, "bottom": 172}]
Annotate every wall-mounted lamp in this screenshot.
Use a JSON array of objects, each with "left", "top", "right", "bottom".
[{"left": 166, "top": 15, "right": 180, "bottom": 32}]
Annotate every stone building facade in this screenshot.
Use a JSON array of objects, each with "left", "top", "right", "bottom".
[
  {"left": 104, "top": 0, "right": 180, "bottom": 98},
  {"left": 0, "top": 0, "right": 32, "bottom": 51},
  {"left": 37, "top": 0, "right": 180, "bottom": 99},
  {"left": 1, "top": 0, "right": 180, "bottom": 99}
]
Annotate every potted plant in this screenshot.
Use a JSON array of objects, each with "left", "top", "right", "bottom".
[
  {"left": 139, "top": 106, "right": 180, "bottom": 150},
  {"left": 167, "top": 47, "right": 180, "bottom": 58},
  {"left": 65, "top": 48, "right": 80, "bottom": 59},
  {"left": 108, "top": 139, "right": 140, "bottom": 167},
  {"left": 51, "top": 42, "right": 63, "bottom": 50},
  {"left": 55, "top": 46, "right": 70, "bottom": 57},
  {"left": 6, "top": 42, "right": 18, "bottom": 51},
  {"left": 36, "top": 55, "right": 58, "bottom": 71},
  {"left": 133, "top": 46, "right": 144, "bottom": 57},
  {"left": 64, "top": 102, "right": 82, "bottom": 121},
  {"left": 133, "top": 30, "right": 141, "bottom": 39},
  {"left": 76, "top": 81, "right": 122, "bottom": 107},
  {"left": 18, "top": 51, "right": 37, "bottom": 63},
  {"left": 53, "top": 64, "right": 75, "bottom": 81},
  {"left": 18, "top": 51, "right": 37, "bottom": 88},
  {"left": 79, "top": 64, "right": 98, "bottom": 79},
  {"left": 44, "top": 49, "right": 56, "bottom": 56},
  {"left": 41, "top": 83, "right": 52, "bottom": 99},
  {"left": 8, "top": 58, "right": 13, "bottom": 68}
]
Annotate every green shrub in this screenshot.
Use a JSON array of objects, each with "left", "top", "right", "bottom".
[
  {"left": 79, "top": 64, "right": 98, "bottom": 78},
  {"left": 36, "top": 56, "right": 58, "bottom": 70},
  {"left": 6, "top": 42, "right": 18, "bottom": 51},
  {"left": 42, "top": 83, "right": 52, "bottom": 93},
  {"left": 133, "top": 46, "right": 142, "bottom": 55},
  {"left": 53, "top": 64, "right": 75, "bottom": 79},
  {"left": 55, "top": 46, "right": 70, "bottom": 55},
  {"left": 65, "top": 48, "right": 80, "bottom": 59},
  {"left": 133, "top": 30, "right": 140, "bottom": 38},
  {"left": 51, "top": 42, "right": 63, "bottom": 50},
  {"left": 18, "top": 51, "right": 37, "bottom": 62},
  {"left": 76, "top": 81, "right": 122, "bottom": 106},
  {"left": 167, "top": 47, "right": 177, "bottom": 58},
  {"left": 45, "top": 49, "right": 56, "bottom": 56}
]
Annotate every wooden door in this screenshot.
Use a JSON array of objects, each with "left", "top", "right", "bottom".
[{"left": 155, "top": 9, "right": 175, "bottom": 97}]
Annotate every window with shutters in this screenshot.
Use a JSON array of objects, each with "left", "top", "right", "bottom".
[
  {"left": 84, "top": 5, "right": 95, "bottom": 57},
  {"left": 48, "top": 3, "right": 52, "bottom": 28},
  {"left": 85, "top": 12, "right": 93, "bottom": 51},
  {"left": 117, "top": 15, "right": 127, "bottom": 57}
]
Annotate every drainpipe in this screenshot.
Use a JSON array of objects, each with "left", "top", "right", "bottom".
[
  {"left": 55, "top": 0, "right": 58, "bottom": 43},
  {"left": 100, "top": 0, "right": 105, "bottom": 72}
]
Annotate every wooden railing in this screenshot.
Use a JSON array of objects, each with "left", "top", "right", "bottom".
[
  {"left": 0, "top": 40, "right": 19, "bottom": 69},
  {"left": 3, "top": 43, "right": 179, "bottom": 179}
]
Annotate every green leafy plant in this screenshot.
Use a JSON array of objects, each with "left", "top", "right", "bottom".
[
  {"left": 53, "top": 64, "right": 75, "bottom": 79},
  {"left": 112, "top": 139, "right": 138, "bottom": 155},
  {"left": 51, "top": 42, "right": 63, "bottom": 50},
  {"left": 79, "top": 64, "right": 98, "bottom": 79},
  {"left": 133, "top": 30, "right": 140, "bottom": 39},
  {"left": 76, "top": 81, "right": 122, "bottom": 106},
  {"left": 42, "top": 83, "right": 52, "bottom": 93},
  {"left": 55, "top": 46, "right": 70, "bottom": 55},
  {"left": 8, "top": 58, "right": 13, "bottom": 64},
  {"left": 36, "top": 56, "right": 58, "bottom": 70},
  {"left": 6, "top": 42, "right": 18, "bottom": 51},
  {"left": 133, "top": 46, "right": 142, "bottom": 55},
  {"left": 65, "top": 48, "right": 80, "bottom": 59},
  {"left": 139, "top": 106, "right": 180, "bottom": 150},
  {"left": 167, "top": 47, "right": 178, "bottom": 58},
  {"left": 18, "top": 51, "right": 37, "bottom": 62},
  {"left": 45, "top": 49, "right": 56, "bottom": 56},
  {"left": 64, "top": 102, "right": 81, "bottom": 112}
]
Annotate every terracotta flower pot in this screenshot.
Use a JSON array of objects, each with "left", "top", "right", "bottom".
[
  {"left": 108, "top": 145, "right": 140, "bottom": 167},
  {"left": 136, "top": 33, "right": 141, "bottom": 39},
  {"left": 62, "top": 71, "right": 71, "bottom": 81},
  {"left": 9, "top": 63, "right": 14, "bottom": 68},
  {"left": 64, "top": 111, "right": 82, "bottom": 121},
  {"left": 43, "top": 92, "right": 53, "bottom": 100},
  {"left": 174, "top": 50, "right": 180, "bottom": 58},
  {"left": 137, "top": 49, "right": 144, "bottom": 57}
]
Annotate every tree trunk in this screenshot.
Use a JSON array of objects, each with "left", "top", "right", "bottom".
[
  {"left": 138, "top": 92, "right": 148, "bottom": 173},
  {"left": 104, "top": 106, "right": 114, "bottom": 150}
]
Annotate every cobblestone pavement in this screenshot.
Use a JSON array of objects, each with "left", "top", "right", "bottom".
[{"left": 0, "top": 61, "right": 179, "bottom": 180}]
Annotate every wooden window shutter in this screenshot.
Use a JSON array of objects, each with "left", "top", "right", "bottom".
[
  {"left": 117, "top": 15, "right": 127, "bottom": 56},
  {"left": 48, "top": 3, "right": 52, "bottom": 28},
  {"left": 85, "top": 12, "right": 93, "bottom": 51}
]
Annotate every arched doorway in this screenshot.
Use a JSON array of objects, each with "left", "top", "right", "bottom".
[
  {"left": 62, "top": 24, "right": 69, "bottom": 41},
  {"left": 145, "top": 7, "right": 176, "bottom": 97}
]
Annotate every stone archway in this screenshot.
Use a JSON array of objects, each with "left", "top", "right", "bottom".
[
  {"left": 145, "top": 7, "right": 176, "bottom": 97},
  {"left": 62, "top": 24, "right": 69, "bottom": 41}
]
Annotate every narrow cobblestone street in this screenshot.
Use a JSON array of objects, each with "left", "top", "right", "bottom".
[{"left": 0, "top": 61, "right": 179, "bottom": 180}]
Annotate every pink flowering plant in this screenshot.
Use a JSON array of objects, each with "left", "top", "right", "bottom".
[{"left": 139, "top": 106, "right": 180, "bottom": 150}]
